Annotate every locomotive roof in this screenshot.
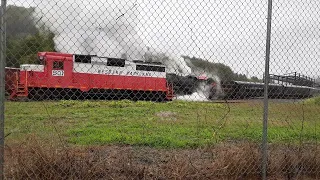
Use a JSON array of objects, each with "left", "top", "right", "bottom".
[
  {"left": 38, "top": 51, "right": 73, "bottom": 57},
  {"left": 38, "top": 51, "right": 166, "bottom": 67}
]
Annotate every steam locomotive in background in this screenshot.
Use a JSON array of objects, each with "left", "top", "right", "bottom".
[
  {"left": 166, "top": 73, "right": 320, "bottom": 100},
  {"left": 5, "top": 51, "right": 320, "bottom": 101}
]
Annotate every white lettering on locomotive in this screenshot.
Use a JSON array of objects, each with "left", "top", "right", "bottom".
[
  {"left": 97, "top": 69, "right": 152, "bottom": 77},
  {"left": 74, "top": 63, "right": 164, "bottom": 78},
  {"left": 52, "top": 70, "right": 65, "bottom": 76}
]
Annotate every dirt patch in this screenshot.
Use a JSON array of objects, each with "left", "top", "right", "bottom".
[{"left": 155, "top": 111, "right": 177, "bottom": 121}]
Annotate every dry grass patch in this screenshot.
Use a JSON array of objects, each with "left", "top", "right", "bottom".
[{"left": 5, "top": 138, "right": 320, "bottom": 180}]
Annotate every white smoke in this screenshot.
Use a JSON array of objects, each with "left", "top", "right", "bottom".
[
  {"left": 177, "top": 82, "right": 211, "bottom": 101},
  {"left": 206, "top": 73, "right": 224, "bottom": 99},
  {"left": 34, "top": 0, "right": 144, "bottom": 60},
  {"left": 176, "top": 74, "right": 225, "bottom": 102},
  {"left": 143, "top": 48, "right": 192, "bottom": 74},
  {"left": 33, "top": 0, "right": 192, "bottom": 75}
]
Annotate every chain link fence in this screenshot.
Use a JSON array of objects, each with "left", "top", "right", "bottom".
[{"left": 1, "top": 0, "right": 320, "bottom": 179}]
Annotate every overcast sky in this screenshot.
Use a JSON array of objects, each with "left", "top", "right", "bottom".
[{"left": 7, "top": 0, "right": 320, "bottom": 79}]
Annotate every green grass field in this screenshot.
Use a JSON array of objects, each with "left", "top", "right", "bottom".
[{"left": 5, "top": 99, "right": 320, "bottom": 148}]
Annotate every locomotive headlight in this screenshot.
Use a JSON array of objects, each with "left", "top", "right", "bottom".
[{"left": 39, "top": 56, "right": 45, "bottom": 65}]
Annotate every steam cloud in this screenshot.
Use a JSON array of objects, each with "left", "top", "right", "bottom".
[
  {"left": 34, "top": 0, "right": 144, "bottom": 60},
  {"left": 33, "top": 0, "right": 192, "bottom": 75},
  {"left": 177, "top": 82, "right": 211, "bottom": 101}
]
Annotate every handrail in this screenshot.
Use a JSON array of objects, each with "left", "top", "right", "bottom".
[
  {"left": 15, "top": 71, "right": 19, "bottom": 90},
  {"left": 269, "top": 73, "right": 316, "bottom": 87}
]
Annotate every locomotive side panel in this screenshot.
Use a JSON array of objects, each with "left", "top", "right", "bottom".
[{"left": 73, "top": 62, "right": 167, "bottom": 92}]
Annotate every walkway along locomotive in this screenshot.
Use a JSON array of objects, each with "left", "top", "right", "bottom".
[{"left": 8, "top": 52, "right": 174, "bottom": 101}]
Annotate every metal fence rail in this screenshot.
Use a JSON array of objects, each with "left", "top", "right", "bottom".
[{"left": 0, "top": 0, "right": 7, "bottom": 179}]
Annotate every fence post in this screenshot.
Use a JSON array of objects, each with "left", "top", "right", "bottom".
[
  {"left": 262, "top": 0, "right": 273, "bottom": 179},
  {"left": 0, "top": 0, "right": 6, "bottom": 179}
]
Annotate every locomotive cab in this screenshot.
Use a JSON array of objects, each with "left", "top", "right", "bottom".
[
  {"left": 9, "top": 52, "right": 74, "bottom": 100},
  {"left": 43, "top": 53, "right": 73, "bottom": 87}
]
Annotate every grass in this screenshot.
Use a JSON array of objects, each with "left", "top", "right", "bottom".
[
  {"left": 4, "top": 98, "right": 320, "bottom": 179},
  {"left": 304, "top": 95, "right": 320, "bottom": 105},
  {"left": 5, "top": 99, "right": 320, "bottom": 148}
]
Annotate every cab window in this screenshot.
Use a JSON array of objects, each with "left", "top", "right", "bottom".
[{"left": 53, "top": 61, "right": 64, "bottom": 69}]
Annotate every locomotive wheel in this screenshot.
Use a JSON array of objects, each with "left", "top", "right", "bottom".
[
  {"left": 133, "top": 91, "right": 143, "bottom": 101},
  {"left": 51, "top": 88, "right": 61, "bottom": 100},
  {"left": 132, "top": 92, "right": 139, "bottom": 101},
  {"left": 156, "top": 92, "right": 166, "bottom": 102},
  {"left": 147, "top": 92, "right": 154, "bottom": 101},
  {"left": 29, "top": 88, "right": 45, "bottom": 101}
]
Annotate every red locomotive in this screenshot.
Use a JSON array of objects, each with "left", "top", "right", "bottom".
[{"left": 7, "top": 52, "right": 174, "bottom": 101}]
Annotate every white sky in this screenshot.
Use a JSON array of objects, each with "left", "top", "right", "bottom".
[{"left": 7, "top": 0, "right": 320, "bottom": 79}]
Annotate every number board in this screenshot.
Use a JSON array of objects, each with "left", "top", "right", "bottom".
[{"left": 52, "top": 70, "right": 65, "bottom": 76}]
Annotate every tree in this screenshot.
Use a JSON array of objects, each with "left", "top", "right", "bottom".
[
  {"left": 7, "top": 32, "right": 55, "bottom": 67},
  {"left": 182, "top": 56, "right": 263, "bottom": 82},
  {"left": 182, "top": 56, "right": 236, "bottom": 81},
  {"left": 234, "top": 73, "right": 249, "bottom": 81},
  {"left": 250, "top": 76, "right": 261, "bottom": 82},
  {"left": 5, "top": 5, "right": 56, "bottom": 67},
  {"left": 6, "top": 5, "right": 38, "bottom": 38}
]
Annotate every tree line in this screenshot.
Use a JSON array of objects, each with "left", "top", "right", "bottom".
[
  {"left": 182, "top": 56, "right": 261, "bottom": 82},
  {"left": 6, "top": 5, "right": 55, "bottom": 67}
]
